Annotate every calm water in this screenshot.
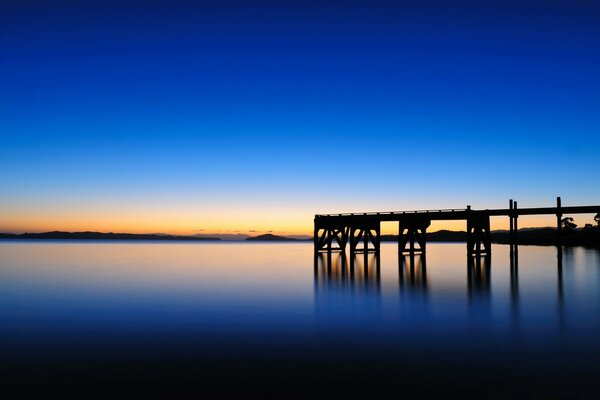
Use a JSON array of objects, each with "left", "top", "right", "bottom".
[{"left": 1, "top": 241, "right": 600, "bottom": 397}]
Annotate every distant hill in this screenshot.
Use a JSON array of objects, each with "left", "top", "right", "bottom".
[
  {"left": 492, "top": 228, "right": 556, "bottom": 244},
  {"left": 245, "top": 234, "right": 298, "bottom": 241},
  {"left": 193, "top": 233, "right": 249, "bottom": 240},
  {"left": 0, "top": 231, "right": 221, "bottom": 241},
  {"left": 383, "top": 229, "right": 557, "bottom": 243},
  {"left": 1, "top": 227, "right": 597, "bottom": 247},
  {"left": 382, "top": 230, "right": 467, "bottom": 242},
  {"left": 382, "top": 227, "right": 599, "bottom": 247}
]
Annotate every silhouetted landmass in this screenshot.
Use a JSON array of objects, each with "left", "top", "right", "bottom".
[
  {"left": 245, "top": 234, "right": 298, "bottom": 241},
  {"left": 382, "top": 227, "right": 600, "bottom": 247},
  {"left": 193, "top": 233, "right": 250, "bottom": 240},
  {"left": 1, "top": 228, "right": 598, "bottom": 247},
  {"left": 493, "top": 227, "right": 599, "bottom": 247},
  {"left": 382, "top": 230, "right": 467, "bottom": 242},
  {"left": 243, "top": 228, "right": 598, "bottom": 246},
  {"left": 492, "top": 228, "right": 556, "bottom": 245},
  {"left": 0, "top": 231, "right": 221, "bottom": 241}
]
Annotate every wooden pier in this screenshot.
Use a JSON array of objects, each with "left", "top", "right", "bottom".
[{"left": 314, "top": 197, "right": 600, "bottom": 256}]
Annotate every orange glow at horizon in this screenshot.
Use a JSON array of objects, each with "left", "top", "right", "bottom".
[{"left": 1, "top": 208, "right": 597, "bottom": 236}]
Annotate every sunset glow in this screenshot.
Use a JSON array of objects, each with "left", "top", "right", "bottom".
[{"left": 1, "top": 0, "right": 599, "bottom": 236}]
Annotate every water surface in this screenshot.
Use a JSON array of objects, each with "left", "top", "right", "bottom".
[{"left": 1, "top": 241, "right": 599, "bottom": 397}]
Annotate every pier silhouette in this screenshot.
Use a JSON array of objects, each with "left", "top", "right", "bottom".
[{"left": 314, "top": 197, "right": 600, "bottom": 258}]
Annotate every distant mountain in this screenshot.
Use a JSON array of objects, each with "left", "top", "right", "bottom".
[
  {"left": 493, "top": 227, "right": 600, "bottom": 247},
  {"left": 492, "top": 228, "right": 556, "bottom": 244},
  {"left": 245, "top": 234, "right": 298, "bottom": 241},
  {"left": 382, "top": 230, "right": 467, "bottom": 242},
  {"left": 285, "top": 235, "right": 312, "bottom": 240},
  {"left": 193, "top": 233, "right": 249, "bottom": 240},
  {"left": 2, "top": 227, "right": 597, "bottom": 247},
  {"left": 0, "top": 231, "right": 221, "bottom": 241},
  {"left": 382, "top": 227, "right": 599, "bottom": 247}
]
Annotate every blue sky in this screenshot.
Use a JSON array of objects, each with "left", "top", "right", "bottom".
[{"left": 1, "top": 0, "right": 599, "bottom": 234}]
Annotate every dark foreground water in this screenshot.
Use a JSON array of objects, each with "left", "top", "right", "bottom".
[{"left": 1, "top": 241, "right": 599, "bottom": 398}]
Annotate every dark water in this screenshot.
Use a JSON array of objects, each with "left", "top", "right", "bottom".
[{"left": 1, "top": 241, "right": 599, "bottom": 398}]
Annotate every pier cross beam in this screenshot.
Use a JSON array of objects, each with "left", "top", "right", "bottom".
[
  {"left": 313, "top": 217, "right": 349, "bottom": 253},
  {"left": 314, "top": 215, "right": 380, "bottom": 254},
  {"left": 349, "top": 216, "right": 380, "bottom": 254},
  {"left": 398, "top": 215, "right": 431, "bottom": 255}
]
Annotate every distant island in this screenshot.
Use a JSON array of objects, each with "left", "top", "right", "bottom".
[
  {"left": 0, "top": 231, "right": 221, "bottom": 241},
  {"left": 245, "top": 234, "right": 298, "bottom": 241},
  {"left": 1, "top": 227, "right": 598, "bottom": 247}
]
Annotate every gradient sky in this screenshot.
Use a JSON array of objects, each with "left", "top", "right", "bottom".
[{"left": 1, "top": 0, "right": 599, "bottom": 235}]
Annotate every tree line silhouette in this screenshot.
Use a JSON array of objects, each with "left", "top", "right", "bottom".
[{"left": 560, "top": 213, "right": 600, "bottom": 247}]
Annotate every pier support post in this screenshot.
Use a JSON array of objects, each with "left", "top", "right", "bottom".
[
  {"left": 313, "top": 218, "right": 329, "bottom": 253},
  {"left": 509, "top": 199, "right": 514, "bottom": 244},
  {"left": 509, "top": 199, "right": 519, "bottom": 255},
  {"left": 513, "top": 201, "right": 518, "bottom": 245},
  {"left": 556, "top": 196, "right": 562, "bottom": 248},
  {"left": 466, "top": 211, "right": 492, "bottom": 256},
  {"left": 349, "top": 227, "right": 360, "bottom": 254}
]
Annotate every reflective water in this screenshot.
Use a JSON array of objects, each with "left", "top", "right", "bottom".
[{"left": 1, "top": 241, "right": 599, "bottom": 397}]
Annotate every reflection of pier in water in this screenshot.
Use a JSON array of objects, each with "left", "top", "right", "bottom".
[
  {"left": 467, "top": 255, "right": 491, "bottom": 298},
  {"left": 314, "top": 252, "right": 381, "bottom": 293},
  {"left": 510, "top": 245, "right": 519, "bottom": 320},
  {"left": 315, "top": 243, "right": 568, "bottom": 314},
  {"left": 399, "top": 254, "right": 428, "bottom": 292},
  {"left": 314, "top": 244, "right": 571, "bottom": 342},
  {"left": 315, "top": 250, "right": 496, "bottom": 297}
]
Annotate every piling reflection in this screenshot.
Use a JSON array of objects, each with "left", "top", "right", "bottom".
[
  {"left": 557, "top": 246, "right": 567, "bottom": 306},
  {"left": 557, "top": 246, "right": 567, "bottom": 334},
  {"left": 399, "top": 254, "right": 428, "bottom": 291},
  {"left": 314, "top": 251, "right": 381, "bottom": 293},
  {"left": 314, "top": 244, "right": 572, "bottom": 326},
  {"left": 510, "top": 245, "right": 519, "bottom": 323},
  {"left": 467, "top": 254, "right": 491, "bottom": 299},
  {"left": 313, "top": 250, "right": 383, "bottom": 325}
]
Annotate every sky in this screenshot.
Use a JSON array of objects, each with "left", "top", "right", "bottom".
[{"left": 1, "top": 0, "right": 599, "bottom": 235}]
